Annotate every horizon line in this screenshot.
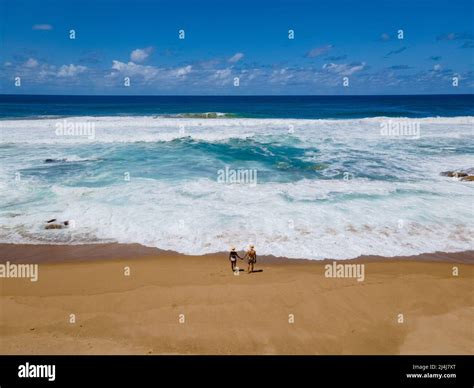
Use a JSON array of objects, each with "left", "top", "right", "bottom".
[{"left": 0, "top": 93, "right": 473, "bottom": 98}]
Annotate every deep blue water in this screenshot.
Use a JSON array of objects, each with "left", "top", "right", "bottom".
[{"left": 0, "top": 94, "right": 473, "bottom": 119}]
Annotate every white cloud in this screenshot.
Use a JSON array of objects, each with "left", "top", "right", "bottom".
[
  {"left": 228, "top": 52, "right": 244, "bottom": 63},
  {"left": 172, "top": 65, "right": 192, "bottom": 77},
  {"left": 323, "top": 62, "right": 366, "bottom": 76},
  {"left": 37, "top": 66, "right": 57, "bottom": 80},
  {"left": 32, "top": 24, "right": 53, "bottom": 30},
  {"left": 109, "top": 60, "right": 191, "bottom": 83},
  {"left": 57, "top": 64, "right": 87, "bottom": 77},
  {"left": 244, "top": 68, "right": 263, "bottom": 81},
  {"left": 130, "top": 47, "right": 154, "bottom": 63},
  {"left": 213, "top": 69, "right": 232, "bottom": 79},
  {"left": 433, "top": 64, "right": 442, "bottom": 71},
  {"left": 110, "top": 60, "right": 159, "bottom": 81},
  {"left": 24, "top": 58, "right": 39, "bottom": 68},
  {"left": 209, "top": 68, "right": 234, "bottom": 86},
  {"left": 306, "top": 45, "right": 333, "bottom": 58},
  {"left": 270, "top": 68, "right": 294, "bottom": 83}
]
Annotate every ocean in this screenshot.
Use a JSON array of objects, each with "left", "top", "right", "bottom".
[{"left": 0, "top": 94, "right": 473, "bottom": 259}]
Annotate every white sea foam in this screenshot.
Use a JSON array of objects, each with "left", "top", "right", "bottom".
[
  {"left": 1, "top": 176, "right": 473, "bottom": 259},
  {"left": 1, "top": 115, "right": 473, "bottom": 259},
  {"left": 1, "top": 115, "right": 473, "bottom": 144}
]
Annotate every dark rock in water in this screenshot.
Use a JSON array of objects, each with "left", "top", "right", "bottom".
[
  {"left": 461, "top": 175, "right": 474, "bottom": 182},
  {"left": 440, "top": 171, "right": 455, "bottom": 177},
  {"left": 440, "top": 169, "right": 473, "bottom": 179},
  {"left": 440, "top": 170, "right": 466, "bottom": 177},
  {"left": 45, "top": 223, "right": 64, "bottom": 230},
  {"left": 44, "top": 158, "right": 67, "bottom": 163},
  {"left": 44, "top": 219, "right": 70, "bottom": 229}
]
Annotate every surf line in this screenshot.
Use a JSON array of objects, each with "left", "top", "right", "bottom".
[{"left": 0, "top": 261, "right": 39, "bottom": 282}]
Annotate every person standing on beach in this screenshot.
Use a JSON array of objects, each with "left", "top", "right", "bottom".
[
  {"left": 229, "top": 247, "right": 242, "bottom": 272},
  {"left": 245, "top": 245, "right": 257, "bottom": 274}
]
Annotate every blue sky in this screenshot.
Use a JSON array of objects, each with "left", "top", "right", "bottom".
[{"left": 0, "top": 0, "right": 473, "bottom": 95}]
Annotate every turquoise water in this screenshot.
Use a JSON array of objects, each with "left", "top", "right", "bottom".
[{"left": 0, "top": 95, "right": 473, "bottom": 259}]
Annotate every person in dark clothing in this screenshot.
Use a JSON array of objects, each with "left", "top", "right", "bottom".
[{"left": 228, "top": 247, "right": 242, "bottom": 272}]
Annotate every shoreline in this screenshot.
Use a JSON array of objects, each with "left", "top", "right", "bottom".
[{"left": 0, "top": 242, "right": 473, "bottom": 264}]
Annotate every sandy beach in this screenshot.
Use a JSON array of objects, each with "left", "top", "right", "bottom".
[{"left": 1, "top": 244, "right": 472, "bottom": 355}]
